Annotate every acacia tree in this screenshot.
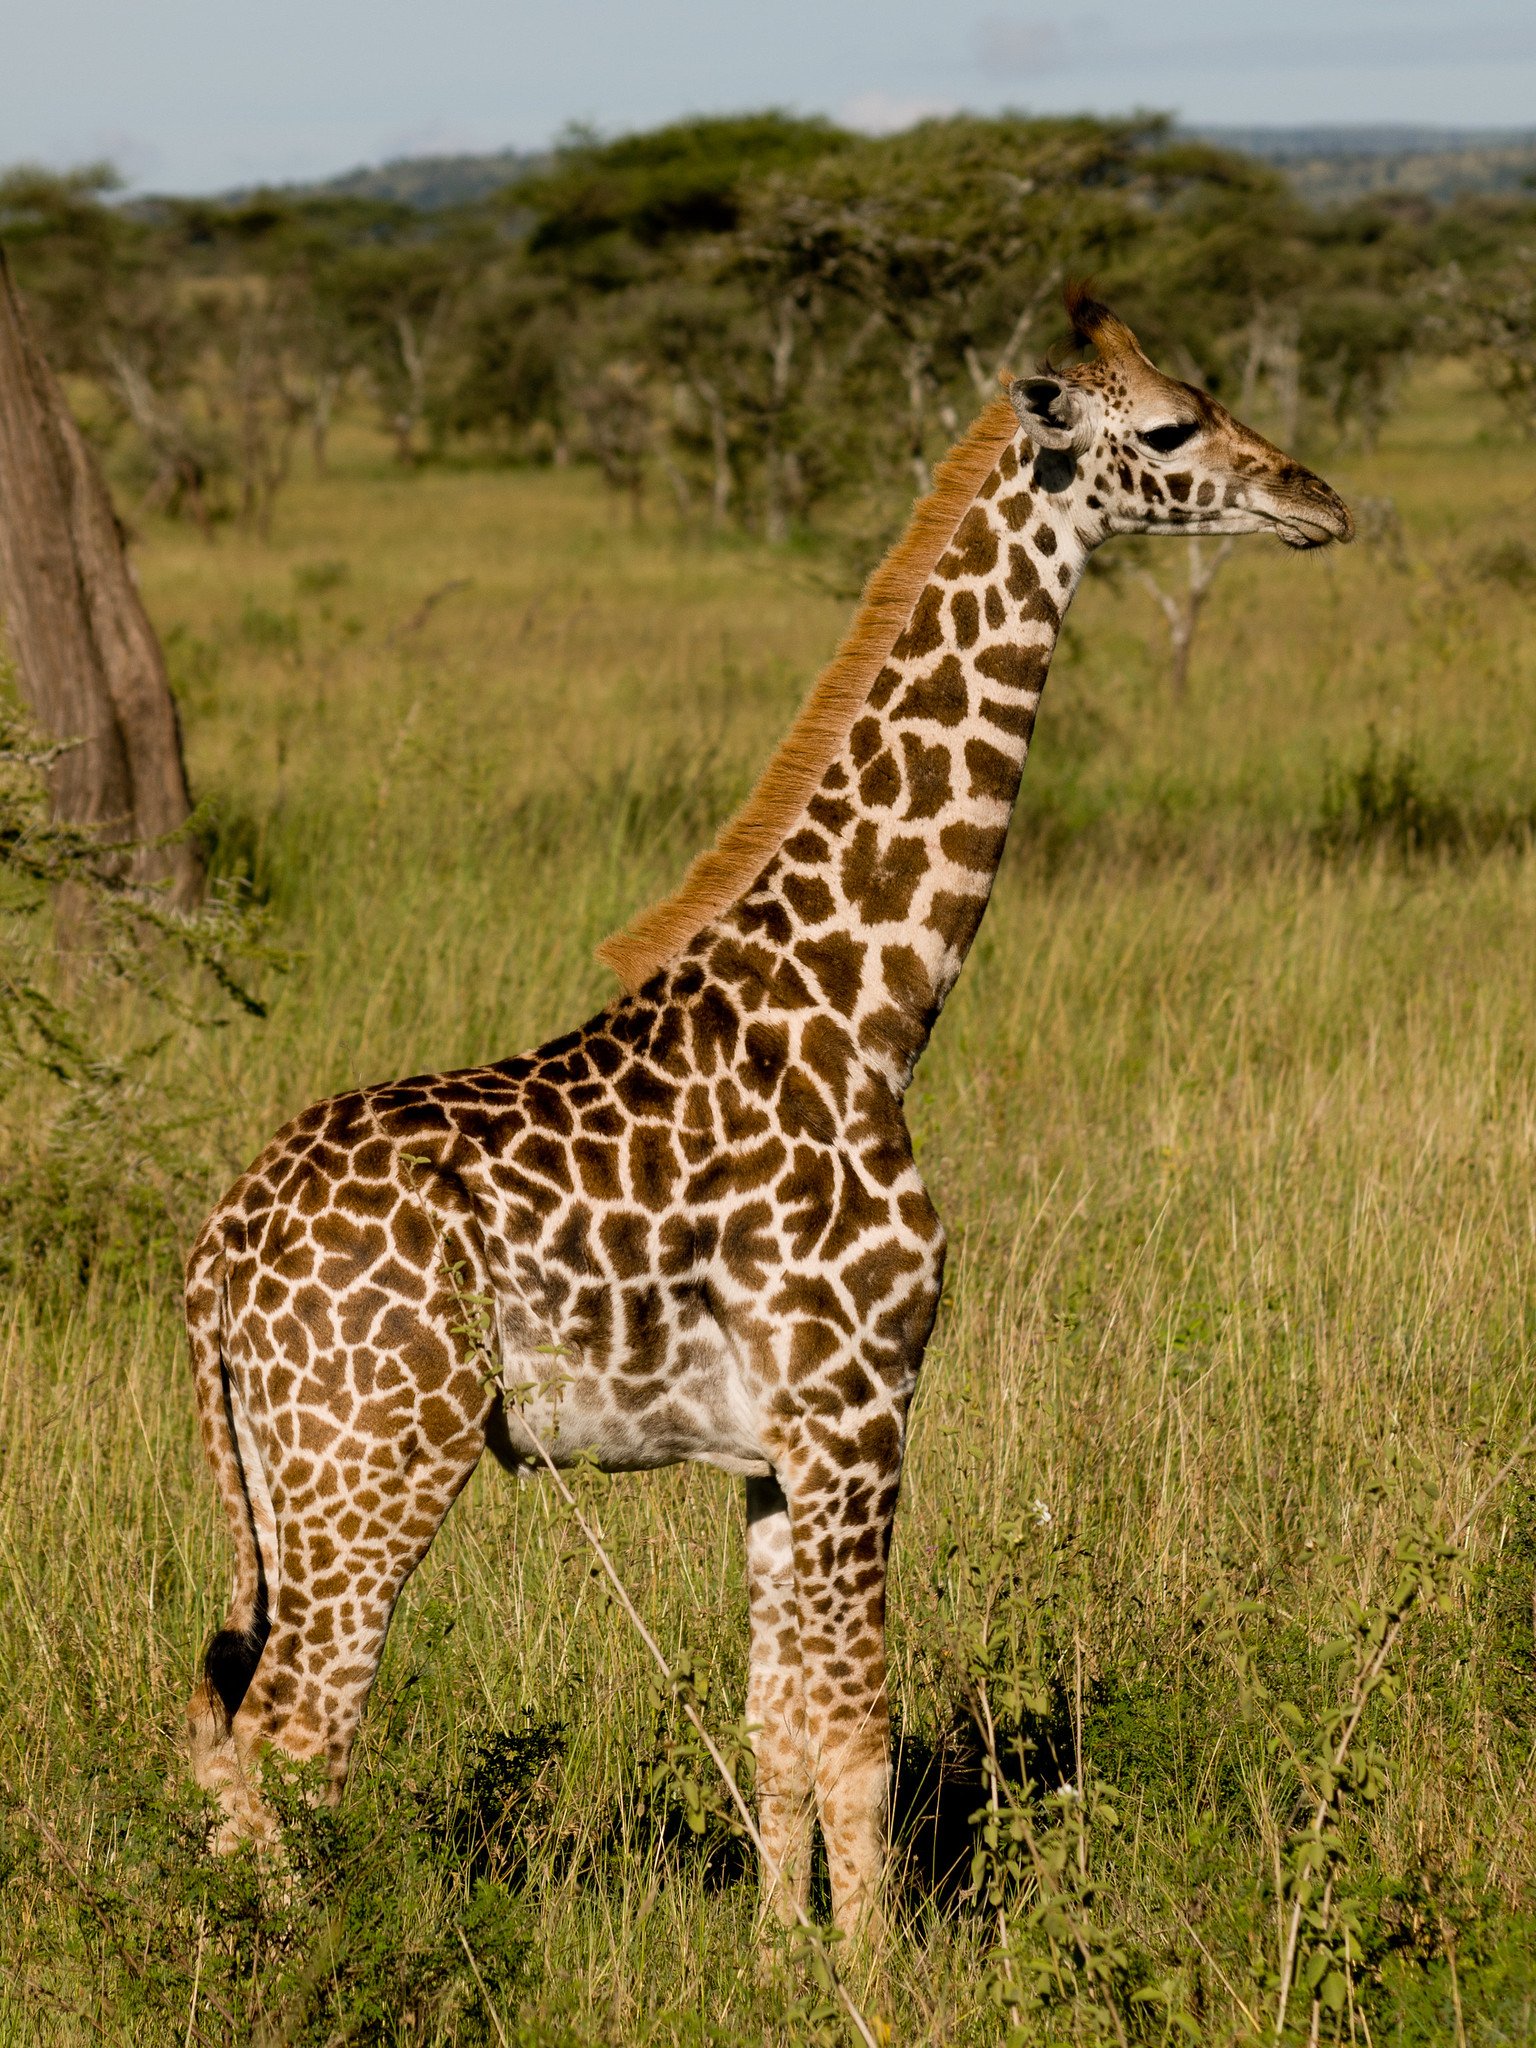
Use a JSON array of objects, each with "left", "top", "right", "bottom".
[
  {"left": 474, "top": 114, "right": 854, "bottom": 535},
  {"left": 634, "top": 259, "right": 798, "bottom": 528},
  {"left": 728, "top": 184, "right": 866, "bottom": 539},
  {"left": 0, "top": 163, "right": 133, "bottom": 373},
  {"left": 776, "top": 115, "right": 1156, "bottom": 485},
  {"left": 1454, "top": 247, "right": 1536, "bottom": 435},
  {"left": 443, "top": 267, "right": 580, "bottom": 462},
  {"left": 321, "top": 229, "right": 473, "bottom": 463},
  {"left": 0, "top": 164, "right": 225, "bottom": 530},
  {"left": 1133, "top": 538, "right": 1237, "bottom": 700}
]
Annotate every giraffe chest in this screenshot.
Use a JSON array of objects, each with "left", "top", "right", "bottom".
[
  {"left": 475, "top": 1122, "right": 847, "bottom": 1481},
  {"left": 464, "top": 1035, "right": 931, "bottom": 1477},
  {"left": 492, "top": 1290, "right": 771, "bottom": 1477}
]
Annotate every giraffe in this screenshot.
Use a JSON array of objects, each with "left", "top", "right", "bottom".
[{"left": 184, "top": 287, "right": 1351, "bottom": 1937}]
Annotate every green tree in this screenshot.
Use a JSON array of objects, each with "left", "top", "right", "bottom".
[{"left": 1455, "top": 243, "right": 1536, "bottom": 436}]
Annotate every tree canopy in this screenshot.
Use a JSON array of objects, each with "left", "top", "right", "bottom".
[{"left": 2, "top": 111, "right": 1531, "bottom": 539}]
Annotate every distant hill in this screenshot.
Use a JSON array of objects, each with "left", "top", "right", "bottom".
[
  {"left": 218, "top": 148, "right": 543, "bottom": 212},
  {"left": 1191, "top": 125, "right": 1536, "bottom": 205},
  {"left": 201, "top": 124, "right": 1536, "bottom": 216}
]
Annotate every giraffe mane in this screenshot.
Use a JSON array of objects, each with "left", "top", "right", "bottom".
[{"left": 596, "top": 390, "right": 1021, "bottom": 993}]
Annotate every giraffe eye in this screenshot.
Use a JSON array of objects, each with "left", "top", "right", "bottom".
[{"left": 1141, "top": 421, "right": 1199, "bottom": 455}]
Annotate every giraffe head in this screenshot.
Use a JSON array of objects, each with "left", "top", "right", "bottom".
[{"left": 1009, "top": 286, "right": 1352, "bottom": 552}]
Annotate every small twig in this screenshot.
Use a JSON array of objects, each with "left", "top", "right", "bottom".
[
  {"left": 968, "top": 266, "right": 1065, "bottom": 391},
  {"left": 386, "top": 578, "right": 471, "bottom": 645},
  {"left": 456, "top": 1926, "right": 512, "bottom": 2048},
  {"left": 1154, "top": 1882, "right": 1262, "bottom": 2032},
  {"left": 972, "top": 1669, "right": 1129, "bottom": 2048},
  {"left": 184, "top": 1912, "right": 206, "bottom": 2048},
  {"left": 1439, "top": 1914, "right": 1467, "bottom": 2048},
  {"left": 972, "top": 1676, "right": 1025, "bottom": 2039}
]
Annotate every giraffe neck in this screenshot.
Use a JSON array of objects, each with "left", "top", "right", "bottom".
[{"left": 704, "top": 431, "right": 1089, "bottom": 1095}]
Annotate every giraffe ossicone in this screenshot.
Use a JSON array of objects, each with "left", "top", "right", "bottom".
[{"left": 184, "top": 286, "right": 1351, "bottom": 1935}]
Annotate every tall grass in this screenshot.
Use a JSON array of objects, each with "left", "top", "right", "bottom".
[{"left": 3, "top": 369, "right": 1536, "bottom": 2042}]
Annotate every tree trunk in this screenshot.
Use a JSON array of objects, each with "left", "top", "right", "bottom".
[
  {"left": 393, "top": 312, "right": 428, "bottom": 465},
  {"left": 1241, "top": 302, "right": 1303, "bottom": 450},
  {"left": 1135, "top": 537, "right": 1236, "bottom": 702},
  {"left": 1272, "top": 313, "right": 1302, "bottom": 452},
  {"left": 966, "top": 267, "right": 1065, "bottom": 395},
  {"left": 763, "top": 297, "right": 796, "bottom": 545},
  {"left": 310, "top": 369, "right": 340, "bottom": 474},
  {"left": 105, "top": 343, "right": 212, "bottom": 538},
  {"left": 0, "top": 248, "right": 202, "bottom": 906},
  {"left": 904, "top": 342, "right": 931, "bottom": 494},
  {"left": 691, "top": 375, "right": 733, "bottom": 528}
]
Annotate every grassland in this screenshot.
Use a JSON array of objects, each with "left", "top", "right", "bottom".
[{"left": 3, "top": 368, "right": 1536, "bottom": 2043}]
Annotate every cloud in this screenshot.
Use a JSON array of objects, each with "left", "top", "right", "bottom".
[
  {"left": 12, "top": 127, "right": 163, "bottom": 184},
  {"left": 839, "top": 89, "right": 961, "bottom": 134},
  {"left": 972, "top": 11, "right": 1536, "bottom": 80},
  {"left": 974, "top": 17, "right": 1071, "bottom": 75}
]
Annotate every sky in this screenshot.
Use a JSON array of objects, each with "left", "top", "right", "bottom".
[{"left": 6, "top": 0, "right": 1536, "bottom": 195}]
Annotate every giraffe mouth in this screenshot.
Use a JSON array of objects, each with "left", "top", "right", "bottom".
[
  {"left": 1268, "top": 497, "right": 1355, "bottom": 551},
  {"left": 1277, "top": 523, "right": 1334, "bottom": 551}
]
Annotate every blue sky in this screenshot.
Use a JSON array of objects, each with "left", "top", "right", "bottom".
[{"left": 6, "top": 0, "right": 1535, "bottom": 194}]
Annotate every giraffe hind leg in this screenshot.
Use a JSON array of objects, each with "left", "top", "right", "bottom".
[
  {"left": 228, "top": 1398, "right": 485, "bottom": 1817},
  {"left": 185, "top": 1245, "right": 280, "bottom": 1844},
  {"left": 190, "top": 1390, "right": 280, "bottom": 1845}
]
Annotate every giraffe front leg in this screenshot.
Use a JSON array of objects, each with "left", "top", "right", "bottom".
[
  {"left": 781, "top": 1417, "right": 905, "bottom": 1946},
  {"left": 745, "top": 1474, "right": 813, "bottom": 1929}
]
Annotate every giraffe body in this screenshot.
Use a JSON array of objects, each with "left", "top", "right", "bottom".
[{"left": 186, "top": 292, "right": 1351, "bottom": 1931}]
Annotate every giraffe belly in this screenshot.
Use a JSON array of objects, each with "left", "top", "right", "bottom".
[{"left": 493, "top": 1329, "right": 772, "bottom": 1478}]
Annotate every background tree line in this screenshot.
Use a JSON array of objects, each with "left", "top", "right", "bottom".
[{"left": 1, "top": 109, "right": 1532, "bottom": 548}]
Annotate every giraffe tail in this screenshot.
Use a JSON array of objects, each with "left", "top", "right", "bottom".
[{"left": 184, "top": 1218, "right": 274, "bottom": 1810}]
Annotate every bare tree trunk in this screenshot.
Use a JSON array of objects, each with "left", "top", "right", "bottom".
[
  {"left": 0, "top": 249, "right": 202, "bottom": 906},
  {"left": 1242, "top": 302, "right": 1303, "bottom": 449},
  {"left": 1272, "top": 311, "right": 1302, "bottom": 451},
  {"left": 236, "top": 322, "right": 266, "bottom": 533},
  {"left": 1135, "top": 537, "right": 1237, "bottom": 701},
  {"left": 1239, "top": 310, "right": 1265, "bottom": 416},
  {"left": 658, "top": 449, "right": 692, "bottom": 525},
  {"left": 233, "top": 306, "right": 298, "bottom": 539},
  {"left": 904, "top": 341, "right": 931, "bottom": 493},
  {"left": 105, "top": 343, "right": 213, "bottom": 538},
  {"left": 392, "top": 315, "right": 419, "bottom": 463},
  {"left": 393, "top": 310, "right": 437, "bottom": 466},
  {"left": 1169, "top": 342, "right": 1211, "bottom": 391},
  {"left": 764, "top": 297, "right": 795, "bottom": 545},
  {"left": 837, "top": 308, "right": 885, "bottom": 380},
  {"left": 691, "top": 376, "right": 733, "bottom": 528},
  {"left": 966, "top": 266, "right": 1065, "bottom": 395},
  {"left": 310, "top": 369, "right": 340, "bottom": 473}
]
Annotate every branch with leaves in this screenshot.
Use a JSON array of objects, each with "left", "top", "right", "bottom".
[{"left": 0, "top": 687, "right": 277, "bottom": 1094}]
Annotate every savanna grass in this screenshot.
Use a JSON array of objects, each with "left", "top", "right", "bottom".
[{"left": 3, "top": 366, "right": 1536, "bottom": 2042}]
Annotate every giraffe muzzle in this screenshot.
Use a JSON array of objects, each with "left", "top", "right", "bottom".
[{"left": 1272, "top": 498, "right": 1354, "bottom": 550}]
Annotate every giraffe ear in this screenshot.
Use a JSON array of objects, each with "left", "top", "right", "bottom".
[{"left": 1009, "top": 375, "right": 1091, "bottom": 453}]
